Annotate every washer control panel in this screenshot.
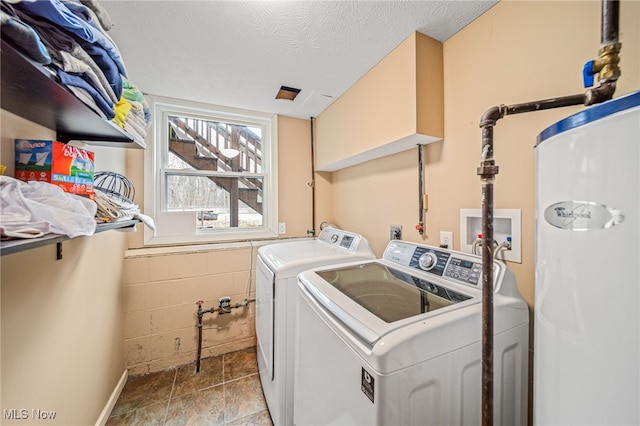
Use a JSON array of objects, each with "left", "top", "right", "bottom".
[
  {"left": 443, "top": 257, "right": 482, "bottom": 286},
  {"left": 411, "top": 247, "right": 450, "bottom": 276},
  {"left": 384, "top": 241, "right": 485, "bottom": 287}
]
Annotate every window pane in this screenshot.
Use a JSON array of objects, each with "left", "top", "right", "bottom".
[
  {"left": 167, "top": 115, "right": 262, "bottom": 173},
  {"left": 165, "top": 174, "right": 264, "bottom": 229}
]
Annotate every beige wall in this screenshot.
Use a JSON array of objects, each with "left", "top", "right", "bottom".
[
  {"left": 277, "top": 116, "right": 314, "bottom": 236},
  {"left": 1, "top": 112, "right": 128, "bottom": 425},
  {"left": 320, "top": 0, "right": 639, "bottom": 421}
]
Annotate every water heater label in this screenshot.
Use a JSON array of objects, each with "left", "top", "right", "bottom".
[
  {"left": 544, "top": 201, "right": 625, "bottom": 231},
  {"left": 361, "top": 367, "right": 375, "bottom": 403}
]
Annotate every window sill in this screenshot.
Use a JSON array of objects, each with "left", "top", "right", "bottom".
[{"left": 125, "top": 236, "right": 310, "bottom": 258}]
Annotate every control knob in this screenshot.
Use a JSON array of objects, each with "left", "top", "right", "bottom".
[
  {"left": 330, "top": 234, "right": 339, "bottom": 243},
  {"left": 418, "top": 252, "right": 438, "bottom": 271}
]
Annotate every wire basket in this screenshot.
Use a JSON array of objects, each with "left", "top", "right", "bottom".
[{"left": 94, "top": 171, "right": 135, "bottom": 204}]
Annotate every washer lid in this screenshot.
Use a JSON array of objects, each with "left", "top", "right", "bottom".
[{"left": 299, "top": 261, "right": 477, "bottom": 345}]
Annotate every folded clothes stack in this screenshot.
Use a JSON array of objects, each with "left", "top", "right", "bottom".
[
  {"left": 94, "top": 187, "right": 155, "bottom": 231},
  {"left": 1, "top": 0, "right": 151, "bottom": 138}
]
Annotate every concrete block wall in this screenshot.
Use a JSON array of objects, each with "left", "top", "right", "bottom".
[{"left": 122, "top": 245, "right": 258, "bottom": 376}]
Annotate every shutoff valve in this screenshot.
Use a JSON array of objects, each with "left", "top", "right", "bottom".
[{"left": 218, "top": 296, "right": 231, "bottom": 314}]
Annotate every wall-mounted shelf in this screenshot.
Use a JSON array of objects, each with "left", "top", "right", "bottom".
[
  {"left": 0, "top": 219, "right": 139, "bottom": 257},
  {"left": 0, "top": 40, "right": 146, "bottom": 149}
]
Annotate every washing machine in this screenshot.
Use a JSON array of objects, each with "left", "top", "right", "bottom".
[
  {"left": 256, "top": 226, "right": 375, "bottom": 426},
  {"left": 294, "top": 240, "right": 529, "bottom": 426}
]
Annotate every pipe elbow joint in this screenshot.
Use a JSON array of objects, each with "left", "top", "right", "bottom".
[
  {"left": 585, "top": 82, "right": 617, "bottom": 106},
  {"left": 479, "top": 105, "right": 505, "bottom": 127}
]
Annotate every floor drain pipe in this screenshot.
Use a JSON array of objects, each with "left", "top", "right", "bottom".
[{"left": 477, "top": 2, "right": 620, "bottom": 424}]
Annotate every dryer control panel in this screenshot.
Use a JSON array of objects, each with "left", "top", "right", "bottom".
[
  {"left": 384, "top": 241, "right": 487, "bottom": 287},
  {"left": 317, "top": 227, "right": 362, "bottom": 251}
]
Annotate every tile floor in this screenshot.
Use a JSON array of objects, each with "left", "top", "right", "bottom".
[{"left": 106, "top": 347, "right": 273, "bottom": 425}]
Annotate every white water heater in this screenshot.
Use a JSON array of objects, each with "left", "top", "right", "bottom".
[{"left": 534, "top": 90, "right": 639, "bottom": 425}]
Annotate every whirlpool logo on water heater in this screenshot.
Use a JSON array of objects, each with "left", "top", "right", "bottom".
[{"left": 544, "top": 201, "right": 625, "bottom": 231}]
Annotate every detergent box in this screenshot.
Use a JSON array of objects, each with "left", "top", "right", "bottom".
[{"left": 14, "top": 139, "right": 95, "bottom": 199}]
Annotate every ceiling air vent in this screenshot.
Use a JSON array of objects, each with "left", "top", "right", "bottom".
[{"left": 275, "top": 86, "right": 301, "bottom": 101}]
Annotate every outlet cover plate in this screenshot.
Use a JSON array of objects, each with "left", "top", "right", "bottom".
[
  {"left": 390, "top": 224, "right": 402, "bottom": 240},
  {"left": 440, "top": 231, "right": 453, "bottom": 249}
]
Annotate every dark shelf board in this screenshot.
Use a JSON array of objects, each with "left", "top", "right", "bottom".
[
  {"left": 1, "top": 220, "right": 139, "bottom": 256},
  {"left": 0, "top": 40, "right": 145, "bottom": 149}
]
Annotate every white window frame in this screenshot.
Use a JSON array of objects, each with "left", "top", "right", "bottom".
[{"left": 144, "top": 95, "right": 278, "bottom": 246}]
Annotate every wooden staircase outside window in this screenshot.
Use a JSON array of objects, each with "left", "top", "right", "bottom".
[{"left": 167, "top": 116, "right": 263, "bottom": 228}]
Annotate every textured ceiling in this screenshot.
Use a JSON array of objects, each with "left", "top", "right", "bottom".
[{"left": 103, "top": 1, "right": 497, "bottom": 119}]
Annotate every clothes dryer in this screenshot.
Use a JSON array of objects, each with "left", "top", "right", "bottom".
[
  {"left": 294, "top": 241, "right": 529, "bottom": 425},
  {"left": 256, "top": 227, "right": 374, "bottom": 426}
]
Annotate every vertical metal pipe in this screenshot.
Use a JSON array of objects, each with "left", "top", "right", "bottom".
[
  {"left": 601, "top": 0, "right": 619, "bottom": 44},
  {"left": 196, "top": 305, "right": 203, "bottom": 373},
  {"left": 417, "top": 144, "right": 424, "bottom": 233},
  {"left": 481, "top": 180, "right": 494, "bottom": 426},
  {"left": 477, "top": 122, "right": 499, "bottom": 426},
  {"left": 308, "top": 117, "right": 316, "bottom": 236}
]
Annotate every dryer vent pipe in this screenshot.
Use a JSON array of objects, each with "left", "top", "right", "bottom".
[{"left": 476, "top": 1, "right": 621, "bottom": 424}]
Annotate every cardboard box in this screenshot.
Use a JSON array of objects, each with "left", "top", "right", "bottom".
[{"left": 15, "top": 139, "right": 94, "bottom": 199}]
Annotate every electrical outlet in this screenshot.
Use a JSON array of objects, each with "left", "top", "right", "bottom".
[
  {"left": 440, "top": 231, "right": 453, "bottom": 249},
  {"left": 278, "top": 222, "right": 286, "bottom": 234},
  {"left": 390, "top": 224, "right": 402, "bottom": 240}
]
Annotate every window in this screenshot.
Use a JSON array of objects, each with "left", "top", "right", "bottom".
[{"left": 144, "top": 96, "right": 278, "bottom": 245}]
